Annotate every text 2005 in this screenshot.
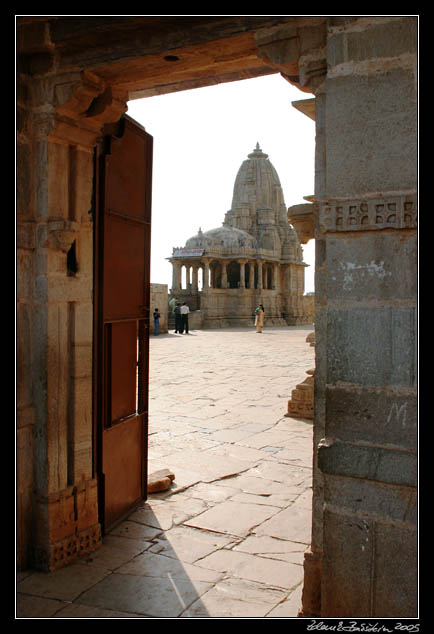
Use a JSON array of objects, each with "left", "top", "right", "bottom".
[{"left": 395, "top": 626, "right": 419, "bottom": 633}]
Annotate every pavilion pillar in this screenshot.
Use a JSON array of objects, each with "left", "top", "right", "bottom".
[
  {"left": 202, "top": 260, "right": 210, "bottom": 290},
  {"left": 239, "top": 259, "right": 247, "bottom": 288},
  {"left": 257, "top": 261, "right": 263, "bottom": 290},
  {"left": 221, "top": 261, "right": 228, "bottom": 288},
  {"left": 171, "top": 260, "right": 182, "bottom": 292},
  {"left": 249, "top": 262, "right": 255, "bottom": 289},
  {"left": 192, "top": 264, "right": 199, "bottom": 291}
]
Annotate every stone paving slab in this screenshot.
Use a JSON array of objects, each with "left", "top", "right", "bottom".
[
  {"left": 76, "top": 571, "right": 214, "bottom": 618},
  {"left": 181, "top": 577, "right": 289, "bottom": 618},
  {"left": 16, "top": 326, "right": 315, "bottom": 619},
  {"left": 184, "top": 499, "right": 281, "bottom": 537}
]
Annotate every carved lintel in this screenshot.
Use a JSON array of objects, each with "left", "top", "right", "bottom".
[{"left": 319, "top": 194, "right": 417, "bottom": 233}]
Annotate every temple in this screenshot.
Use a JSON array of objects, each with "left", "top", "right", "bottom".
[{"left": 168, "top": 143, "right": 313, "bottom": 327}]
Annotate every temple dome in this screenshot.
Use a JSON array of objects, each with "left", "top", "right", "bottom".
[{"left": 185, "top": 224, "right": 256, "bottom": 250}]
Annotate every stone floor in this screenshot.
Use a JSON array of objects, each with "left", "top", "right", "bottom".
[{"left": 17, "top": 325, "right": 315, "bottom": 619}]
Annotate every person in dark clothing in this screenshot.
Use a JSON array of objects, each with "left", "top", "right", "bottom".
[
  {"left": 153, "top": 308, "right": 161, "bottom": 335},
  {"left": 180, "top": 302, "right": 190, "bottom": 334},
  {"left": 174, "top": 302, "right": 182, "bottom": 334}
]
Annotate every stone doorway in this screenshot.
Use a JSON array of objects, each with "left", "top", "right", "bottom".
[
  {"left": 17, "top": 16, "right": 417, "bottom": 618},
  {"left": 123, "top": 76, "right": 317, "bottom": 615}
]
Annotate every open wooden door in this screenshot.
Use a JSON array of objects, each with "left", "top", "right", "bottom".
[{"left": 94, "top": 114, "right": 153, "bottom": 532}]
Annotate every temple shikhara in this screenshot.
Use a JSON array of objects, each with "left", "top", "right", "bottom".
[{"left": 168, "top": 143, "right": 313, "bottom": 328}]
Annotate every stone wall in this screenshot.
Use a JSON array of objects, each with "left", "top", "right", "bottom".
[{"left": 150, "top": 284, "right": 168, "bottom": 334}]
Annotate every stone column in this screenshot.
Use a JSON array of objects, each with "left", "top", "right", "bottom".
[
  {"left": 249, "top": 262, "right": 255, "bottom": 289},
  {"left": 202, "top": 260, "right": 210, "bottom": 290},
  {"left": 272, "top": 263, "right": 279, "bottom": 290},
  {"left": 257, "top": 261, "right": 263, "bottom": 290},
  {"left": 239, "top": 259, "right": 247, "bottom": 288},
  {"left": 171, "top": 260, "right": 182, "bottom": 292},
  {"left": 192, "top": 264, "right": 199, "bottom": 291},
  {"left": 221, "top": 261, "right": 228, "bottom": 288}
]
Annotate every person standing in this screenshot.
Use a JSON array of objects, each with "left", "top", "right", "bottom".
[
  {"left": 180, "top": 302, "right": 190, "bottom": 334},
  {"left": 174, "top": 302, "right": 182, "bottom": 333},
  {"left": 255, "top": 304, "right": 265, "bottom": 333},
  {"left": 153, "top": 308, "right": 161, "bottom": 335}
]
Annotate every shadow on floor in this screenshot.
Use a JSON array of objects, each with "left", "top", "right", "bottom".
[{"left": 16, "top": 506, "right": 210, "bottom": 618}]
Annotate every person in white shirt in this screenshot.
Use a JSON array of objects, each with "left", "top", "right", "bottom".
[{"left": 180, "top": 302, "right": 190, "bottom": 334}]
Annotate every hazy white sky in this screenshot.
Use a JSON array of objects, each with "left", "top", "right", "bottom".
[{"left": 127, "top": 73, "right": 316, "bottom": 293}]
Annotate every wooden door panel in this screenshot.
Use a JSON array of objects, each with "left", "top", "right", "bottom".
[
  {"left": 107, "top": 321, "right": 138, "bottom": 425},
  {"left": 94, "top": 114, "right": 153, "bottom": 532},
  {"left": 103, "top": 214, "right": 149, "bottom": 321},
  {"left": 105, "top": 127, "right": 150, "bottom": 221},
  {"left": 102, "top": 416, "right": 144, "bottom": 528}
]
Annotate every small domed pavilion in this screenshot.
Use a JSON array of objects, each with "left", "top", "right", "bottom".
[{"left": 168, "top": 143, "right": 311, "bottom": 327}]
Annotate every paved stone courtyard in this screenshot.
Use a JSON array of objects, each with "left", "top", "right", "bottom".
[{"left": 17, "top": 325, "right": 315, "bottom": 619}]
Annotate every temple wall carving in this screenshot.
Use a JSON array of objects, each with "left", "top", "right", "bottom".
[{"left": 319, "top": 194, "right": 417, "bottom": 233}]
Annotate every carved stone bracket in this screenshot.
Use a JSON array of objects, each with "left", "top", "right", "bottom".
[
  {"left": 319, "top": 193, "right": 417, "bottom": 233},
  {"left": 254, "top": 20, "right": 327, "bottom": 94},
  {"left": 51, "top": 70, "right": 128, "bottom": 146},
  {"left": 46, "top": 220, "right": 80, "bottom": 253},
  {"left": 288, "top": 202, "right": 316, "bottom": 244}
]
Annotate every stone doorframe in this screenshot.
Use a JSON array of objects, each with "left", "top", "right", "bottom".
[{"left": 18, "top": 16, "right": 327, "bottom": 569}]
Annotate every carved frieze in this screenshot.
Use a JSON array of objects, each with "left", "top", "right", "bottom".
[
  {"left": 34, "top": 523, "right": 102, "bottom": 571},
  {"left": 319, "top": 194, "right": 417, "bottom": 233}
]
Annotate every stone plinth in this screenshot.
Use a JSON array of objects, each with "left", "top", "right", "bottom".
[
  {"left": 33, "top": 479, "right": 102, "bottom": 571},
  {"left": 285, "top": 369, "right": 314, "bottom": 420},
  {"left": 285, "top": 330, "right": 315, "bottom": 420}
]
